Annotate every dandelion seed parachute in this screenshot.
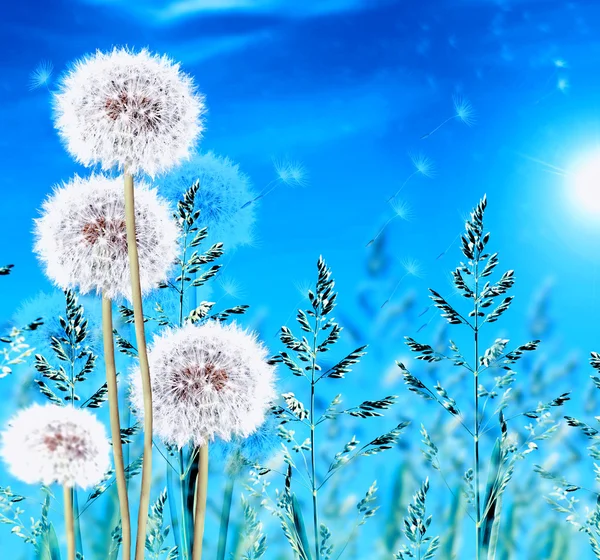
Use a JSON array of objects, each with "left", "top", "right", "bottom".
[
  {"left": 33, "top": 174, "right": 179, "bottom": 301},
  {"left": 160, "top": 151, "right": 256, "bottom": 250},
  {"left": 1, "top": 404, "right": 110, "bottom": 488},
  {"left": 129, "top": 321, "right": 277, "bottom": 449},
  {"left": 53, "top": 47, "right": 205, "bottom": 177}
]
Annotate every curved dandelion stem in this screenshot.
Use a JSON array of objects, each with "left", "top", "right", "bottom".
[
  {"left": 421, "top": 115, "right": 456, "bottom": 139},
  {"left": 64, "top": 485, "right": 76, "bottom": 560},
  {"left": 381, "top": 272, "right": 408, "bottom": 308},
  {"left": 102, "top": 295, "right": 131, "bottom": 560},
  {"left": 366, "top": 215, "right": 399, "bottom": 247},
  {"left": 192, "top": 445, "right": 209, "bottom": 560},
  {"left": 124, "top": 172, "right": 153, "bottom": 560},
  {"left": 387, "top": 169, "right": 418, "bottom": 201},
  {"left": 241, "top": 179, "right": 279, "bottom": 209}
]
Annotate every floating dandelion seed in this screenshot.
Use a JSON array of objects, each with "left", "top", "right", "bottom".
[
  {"left": 554, "top": 58, "right": 568, "bottom": 69},
  {"left": 381, "top": 257, "right": 423, "bottom": 308},
  {"left": 421, "top": 94, "right": 475, "bottom": 139},
  {"left": 218, "top": 277, "right": 245, "bottom": 300},
  {"left": 1, "top": 404, "right": 110, "bottom": 488},
  {"left": 388, "top": 153, "right": 435, "bottom": 202},
  {"left": 33, "top": 174, "right": 179, "bottom": 301},
  {"left": 129, "top": 321, "right": 276, "bottom": 448},
  {"left": 241, "top": 158, "right": 308, "bottom": 209},
  {"left": 366, "top": 199, "right": 412, "bottom": 247},
  {"left": 29, "top": 60, "right": 53, "bottom": 91},
  {"left": 53, "top": 47, "right": 205, "bottom": 177}
]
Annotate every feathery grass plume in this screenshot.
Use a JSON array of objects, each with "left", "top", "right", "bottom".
[
  {"left": 12, "top": 290, "right": 102, "bottom": 361},
  {"left": 53, "top": 47, "right": 205, "bottom": 178},
  {"left": 130, "top": 321, "right": 276, "bottom": 448},
  {"left": 394, "top": 478, "right": 439, "bottom": 559},
  {"left": 366, "top": 199, "right": 413, "bottom": 247},
  {"left": 265, "top": 257, "right": 408, "bottom": 560},
  {"left": 33, "top": 173, "right": 179, "bottom": 301},
  {"left": 387, "top": 153, "right": 435, "bottom": 202},
  {"left": 421, "top": 94, "right": 475, "bottom": 139},
  {"left": 534, "top": 352, "right": 600, "bottom": 558},
  {"left": 242, "top": 157, "right": 307, "bottom": 209},
  {"left": 29, "top": 60, "right": 53, "bottom": 91},
  {"left": 398, "top": 196, "right": 569, "bottom": 560},
  {"left": 1, "top": 404, "right": 110, "bottom": 488},
  {"left": 160, "top": 151, "right": 256, "bottom": 250}
]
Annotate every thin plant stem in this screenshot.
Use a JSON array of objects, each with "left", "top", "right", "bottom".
[
  {"left": 102, "top": 295, "right": 131, "bottom": 560},
  {"left": 216, "top": 475, "right": 235, "bottom": 560},
  {"left": 124, "top": 171, "right": 153, "bottom": 560},
  {"left": 421, "top": 115, "right": 455, "bottom": 139},
  {"left": 387, "top": 169, "right": 418, "bottom": 202},
  {"left": 64, "top": 485, "right": 75, "bottom": 560},
  {"left": 192, "top": 445, "right": 209, "bottom": 560},
  {"left": 311, "top": 313, "right": 321, "bottom": 560},
  {"left": 474, "top": 258, "right": 481, "bottom": 560},
  {"left": 366, "top": 215, "right": 399, "bottom": 247},
  {"left": 179, "top": 449, "right": 191, "bottom": 560}
]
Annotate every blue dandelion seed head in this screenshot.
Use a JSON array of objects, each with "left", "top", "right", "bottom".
[
  {"left": 11, "top": 289, "right": 103, "bottom": 361},
  {"left": 212, "top": 413, "right": 281, "bottom": 467},
  {"left": 159, "top": 151, "right": 257, "bottom": 251}
]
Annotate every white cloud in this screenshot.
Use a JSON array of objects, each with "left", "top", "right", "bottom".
[{"left": 78, "top": 0, "right": 371, "bottom": 25}]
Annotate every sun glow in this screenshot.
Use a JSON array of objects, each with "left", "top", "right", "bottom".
[{"left": 571, "top": 151, "right": 600, "bottom": 215}]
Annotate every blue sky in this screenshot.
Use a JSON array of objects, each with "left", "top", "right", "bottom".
[{"left": 2, "top": 0, "right": 600, "bottom": 555}]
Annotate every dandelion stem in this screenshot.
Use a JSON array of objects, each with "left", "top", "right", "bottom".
[
  {"left": 64, "top": 485, "right": 75, "bottom": 560},
  {"left": 192, "top": 444, "right": 209, "bottom": 560},
  {"left": 124, "top": 171, "right": 153, "bottom": 560},
  {"left": 387, "top": 170, "right": 418, "bottom": 201},
  {"left": 102, "top": 295, "right": 131, "bottom": 560},
  {"left": 421, "top": 115, "right": 455, "bottom": 140},
  {"left": 367, "top": 215, "right": 398, "bottom": 247},
  {"left": 216, "top": 475, "right": 235, "bottom": 560}
]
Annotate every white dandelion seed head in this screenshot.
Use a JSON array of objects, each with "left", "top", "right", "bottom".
[
  {"left": 34, "top": 173, "right": 180, "bottom": 301},
  {"left": 274, "top": 158, "right": 308, "bottom": 187},
  {"left": 401, "top": 257, "right": 424, "bottom": 278},
  {"left": 160, "top": 151, "right": 256, "bottom": 250},
  {"left": 29, "top": 60, "right": 54, "bottom": 91},
  {"left": 130, "top": 321, "right": 277, "bottom": 448},
  {"left": 1, "top": 404, "right": 110, "bottom": 489},
  {"left": 390, "top": 199, "right": 413, "bottom": 222},
  {"left": 53, "top": 47, "right": 205, "bottom": 177},
  {"left": 409, "top": 152, "right": 435, "bottom": 178},
  {"left": 452, "top": 95, "right": 475, "bottom": 126}
]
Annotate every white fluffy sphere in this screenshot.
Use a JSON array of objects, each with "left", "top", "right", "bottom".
[
  {"left": 34, "top": 173, "right": 180, "bottom": 301},
  {"left": 1, "top": 404, "right": 110, "bottom": 489},
  {"left": 130, "top": 321, "right": 276, "bottom": 448},
  {"left": 53, "top": 47, "right": 205, "bottom": 177}
]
